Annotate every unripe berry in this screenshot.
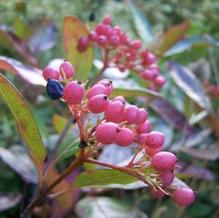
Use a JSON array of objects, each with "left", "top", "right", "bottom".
[
  {"left": 97, "top": 79, "right": 113, "bottom": 96},
  {"left": 104, "top": 100, "right": 125, "bottom": 123},
  {"left": 97, "top": 35, "right": 107, "bottom": 46},
  {"left": 154, "top": 75, "right": 166, "bottom": 87},
  {"left": 109, "top": 35, "right": 120, "bottom": 47},
  {"left": 113, "top": 26, "right": 121, "bottom": 35},
  {"left": 77, "top": 36, "right": 89, "bottom": 52},
  {"left": 119, "top": 33, "right": 128, "bottom": 44},
  {"left": 141, "top": 69, "right": 158, "bottom": 80},
  {"left": 46, "top": 79, "right": 64, "bottom": 100},
  {"left": 160, "top": 171, "right": 174, "bottom": 187},
  {"left": 60, "top": 61, "right": 75, "bottom": 80},
  {"left": 113, "top": 96, "right": 125, "bottom": 104},
  {"left": 144, "top": 131, "right": 165, "bottom": 148},
  {"left": 95, "top": 24, "right": 108, "bottom": 35},
  {"left": 102, "top": 16, "right": 112, "bottom": 25},
  {"left": 125, "top": 105, "right": 138, "bottom": 124},
  {"left": 130, "top": 40, "right": 142, "bottom": 50},
  {"left": 135, "top": 108, "right": 148, "bottom": 125},
  {"left": 88, "top": 94, "right": 109, "bottom": 113},
  {"left": 115, "top": 127, "right": 135, "bottom": 146},
  {"left": 151, "top": 151, "right": 177, "bottom": 171},
  {"left": 43, "top": 67, "right": 60, "bottom": 81},
  {"left": 172, "top": 187, "right": 195, "bottom": 207},
  {"left": 88, "top": 31, "right": 97, "bottom": 41},
  {"left": 137, "top": 133, "right": 147, "bottom": 145},
  {"left": 87, "top": 84, "right": 107, "bottom": 99},
  {"left": 136, "top": 120, "right": 151, "bottom": 133},
  {"left": 63, "top": 81, "right": 85, "bottom": 104},
  {"left": 95, "top": 122, "right": 119, "bottom": 144},
  {"left": 145, "top": 147, "right": 162, "bottom": 156}
]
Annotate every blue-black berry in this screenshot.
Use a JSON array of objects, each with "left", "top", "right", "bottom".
[{"left": 46, "top": 79, "right": 64, "bottom": 100}]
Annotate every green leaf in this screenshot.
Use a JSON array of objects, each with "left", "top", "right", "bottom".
[
  {"left": 74, "top": 169, "right": 138, "bottom": 188},
  {"left": 76, "top": 197, "right": 148, "bottom": 218},
  {"left": 63, "top": 16, "right": 93, "bottom": 81},
  {"left": 0, "top": 74, "right": 46, "bottom": 171},
  {"left": 149, "top": 21, "right": 190, "bottom": 57}
]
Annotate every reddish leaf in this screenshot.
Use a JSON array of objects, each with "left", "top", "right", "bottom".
[
  {"left": 0, "top": 56, "right": 46, "bottom": 86},
  {"left": 63, "top": 16, "right": 93, "bottom": 81}
]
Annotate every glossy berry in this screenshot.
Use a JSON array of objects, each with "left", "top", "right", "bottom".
[
  {"left": 60, "top": 61, "right": 75, "bottom": 80},
  {"left": 125, "top": 105, "right": 138, "bottom": 124},
  {"left": 160, "top": 171, "right": 174, "bottom": 187},
  {"left": 136, "top": 120, "right": 151, "bottom": 133},
  {"left": 95, "top": 122, "right": 119, "bottom": 144},
  {"left": 154, "top": 75, "right": 166, "bottom": 87},
  {"left": 43, "top": 67, "right": 60, "bottom": 81},
  {"left": 46, "top": 79, "right": 64, "bottom": 100},
  {"left": 115, "top": 127, "right": 135, "bottom": 146},
  {"left": 87, "top": 84, "right": 107, "bottom": 99},
  {"left": 144, "top": 131, "right": 165, "bottom": 148},
  {"left": 135, "top": 108, "right": 148, "bottom": 125},
  {"left": 63, "top": 81, "right": 85, "bottom": 104},
  {"left": 104, "top": 100, "right": 125, "bottom": 123},
  {"left": 88, "top": 94, "right": 109, "bottom": 113},
  {"left": 172, "top": 187, "right": 195, "bottom": 207},
  {"left": 151, "top": 151, "right": 177, "bottom": 171},
  {"left": 77, "top": 36, "right": 89, "bottom": 52}
]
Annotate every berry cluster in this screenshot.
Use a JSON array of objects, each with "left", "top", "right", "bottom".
[
  {"left": 77, "top": 16, "right": 165, "bottom": 90},
  {"left": 42, "top": 61, "right": 195, "bottom": 207}
]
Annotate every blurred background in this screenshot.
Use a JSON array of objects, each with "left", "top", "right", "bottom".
[{"left": 0, "top": 0, "right": 219, "bottom": 217}]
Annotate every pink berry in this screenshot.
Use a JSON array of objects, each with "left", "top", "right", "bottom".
[
  {"left": 145, "top": 147, "right": 162, "bottom": 156},
  {"left": 104, "top": 100, "right": 125, "bottom": 123},
  {"left": 88, "top": 94, "right": 109, "bottom": 113},
  {"left": 136, "top": 120, "right": 151, "bottom": 133},
  {"left": 151, "top": 151, "right": 177, "bottom": 171},
  {"left": 125, "top": 105, "right": 138, "bottom": 124},
  {"left": 144, "top": 131, "right": 165, "bottom": 148},
  {"left": 95, "top": 122, "right": 119, "bottom": 144},
  {"left": 135, "top": 108, "right": 148, "bottom": 125},
  {"left": 97, "top": 35, "right": 107, "bottom": 46},
  {"left": 115, "top": 127, "right": 135, "bottom": 146},
  {"left": 146, "top": 52, "right": 157, "bottom": 65},
  {"left": 43, "top": 67, "right": 59, "bottom": 81},
  {"left": 77, "top": 36, "right": 89, "bottom": 52},
  {"left": 63, "top": 81, "right": 85, "bottom": 104},
  {"left": 97, "top": 79, "right": 113, "bottom": 96},
  {"left": 102, "top": 16, "right": 112, "bottom": 25},
  {"left": 95, "top": 24, "right": 107, "bottom": 35},
  {"left": 154, "top": 75, "right": 166, "bottom": 87},
  {"left": 130, "top": 40, "right": 142, "bottom": 50},
  {"left": 172, "top": 187, "right": 195, "bottom": 207},
  {"left": 113, "top": 26, "right": 121, "bottom": 35},
  {"left": 113, "top": 96, "right": 125, "bottom": 104},
  {"left": 109, "top": 35, "right": 120, "bottom": 47},
  {"left": 59, "top": 61, "right": 75, "bottom": 79},
  {"left": 87, "top": 84, "right": 107, "bottom": 99},
  {"left": 88, "top": 31, "right": 97, "bottom": 41},
  {"left": 137, "top": 133, "right": 147, "bottom": 145},
  {"left": 119, "top": 33, "right": 128, "bottom": 44},
  {"left": 160, "top": 171, "right": 174, "bottom": 187}
]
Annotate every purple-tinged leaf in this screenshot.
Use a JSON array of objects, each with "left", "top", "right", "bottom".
[
  {"left": 169, "top": 62, "right": 212, "bottom": 111},
  {"left": 0, "top": 146, "right": 38, "bottom": 184},
  {"left": 0, "top": 56, "right": 46, "bottom": 86},
  {"left": 0, "top": 193, "right": 21, "bottom": 212}
]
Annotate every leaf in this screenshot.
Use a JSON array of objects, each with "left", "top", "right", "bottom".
[
  {"left": 0, "top": 56, "right": 46, "bottom": 86},
  {"left": 63, "top": 16, "right": 93, "bottom": 81},
  {"left": 28, "top": 19, "right": 57, "bottom": 54},
  {"left": 74, "top": 169, "right": 138, "bottom": 188},
  {"left": 149, "top": 21, "right": 190, "bottom": 57},
  {"left": 76, "top": 197, "right": 148, "bottom": 218},
  {"left": 169, "top": 62, "right": 212, "bottom": 111},
  {"left": 0, "top": 193, "right": 22, "bottom": 212},
  {"left": 151, "top": 98, "right": 191, "bottom": 132},
  {"left": 13, "top": 17, "right": 31, "bottom": 39},
  {"left": 128, "top": 0, "right": 154, "bottom": 44},
  {"left": 52, "top": 114, "right": 69, "bottom": 134},
  {"left": 0, "top": 74, "right": 46, "bottom": 171},
  {"left": 165, "top": 35, "right": 219, "bottom": 56},
  {"left": 0, "top": 145, "right": 38, "bottom": 184}
]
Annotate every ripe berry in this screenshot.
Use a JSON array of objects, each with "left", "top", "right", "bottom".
[
  {"left": 88, "top": 31, "right": 97, "bottom": 41},
  {"left": 43, "top": 67, "right": 60, "bottom": 81},
  {"left": 88, "top": 94, "right": 109, "bottom": 113},
  {"left": 113, "top": 96, "right": 125, "bottom": 104},
  {"left": 172, "top": 187, "right": 195, "bottom": 207},
  {"left": 135, "top": 108, "right": 148, "bottom": 125},
  {"left": 63, "top": 81, "right": 85, "bottom": 104},
  {"left": 60, "top": 61, "right": 75, "bottom": 80},
  {"left": 95, "top": 24, "right": 107, "bottom": 35},
  {"left": 141, "top": 69, "right": 158, "bottom": 80},
  {"left": 109, "top": 35, "right": 120, "bottom": 47},
  {"left": 151, "top": 151, "right": 176, "bottom": 171},
  {"left": 104, "top": 100, "right": 125, "bottom": 123},
  {"left": 87, "top": 84, "right": 107, "bottom": 99},
  {"left": 125, "top": 105, "right": 138, "bottom": 124},
  {"left": 102, "top": 16, "right": 112, "bottom": 25},
  {"left": 136, "top": 120, "right": 151, "bottom": 133},
  {"left": 144, "top": 131, "right": 165, "bottom": 148},
  {"left": 130, "top": 40, "right": 142, "bottom": 50},
  {"left": 97, "top": 79, "right": 113, "bottom": 96},
  {"left": 46, "top": 79, "right": 64, "bottom": 100},
  {"left": 95, "top": 122, "right": 119, "bottom": 144},
  {"left": 154, "top": 75, "right": 166, "bottom": 87},
  {"left": 160, "top": 171, "right": 174, "bottom": 187},
  {"left": 77, "top": 36, "right": 89, "bottom": 52},
  {"left": 97, "top": 35, "right": 107, "bottom": 46},
  {"left": 115, "top": 127, "right": 135, "bottom": 146}
]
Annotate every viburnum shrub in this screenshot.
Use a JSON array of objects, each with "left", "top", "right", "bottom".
[{"left": 18, "top": 16, "right": 195, "bottom": 216}]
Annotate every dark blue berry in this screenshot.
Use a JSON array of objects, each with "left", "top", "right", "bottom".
[{"left": 46, "top": 79, "right": 64, "bottom": 100}]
